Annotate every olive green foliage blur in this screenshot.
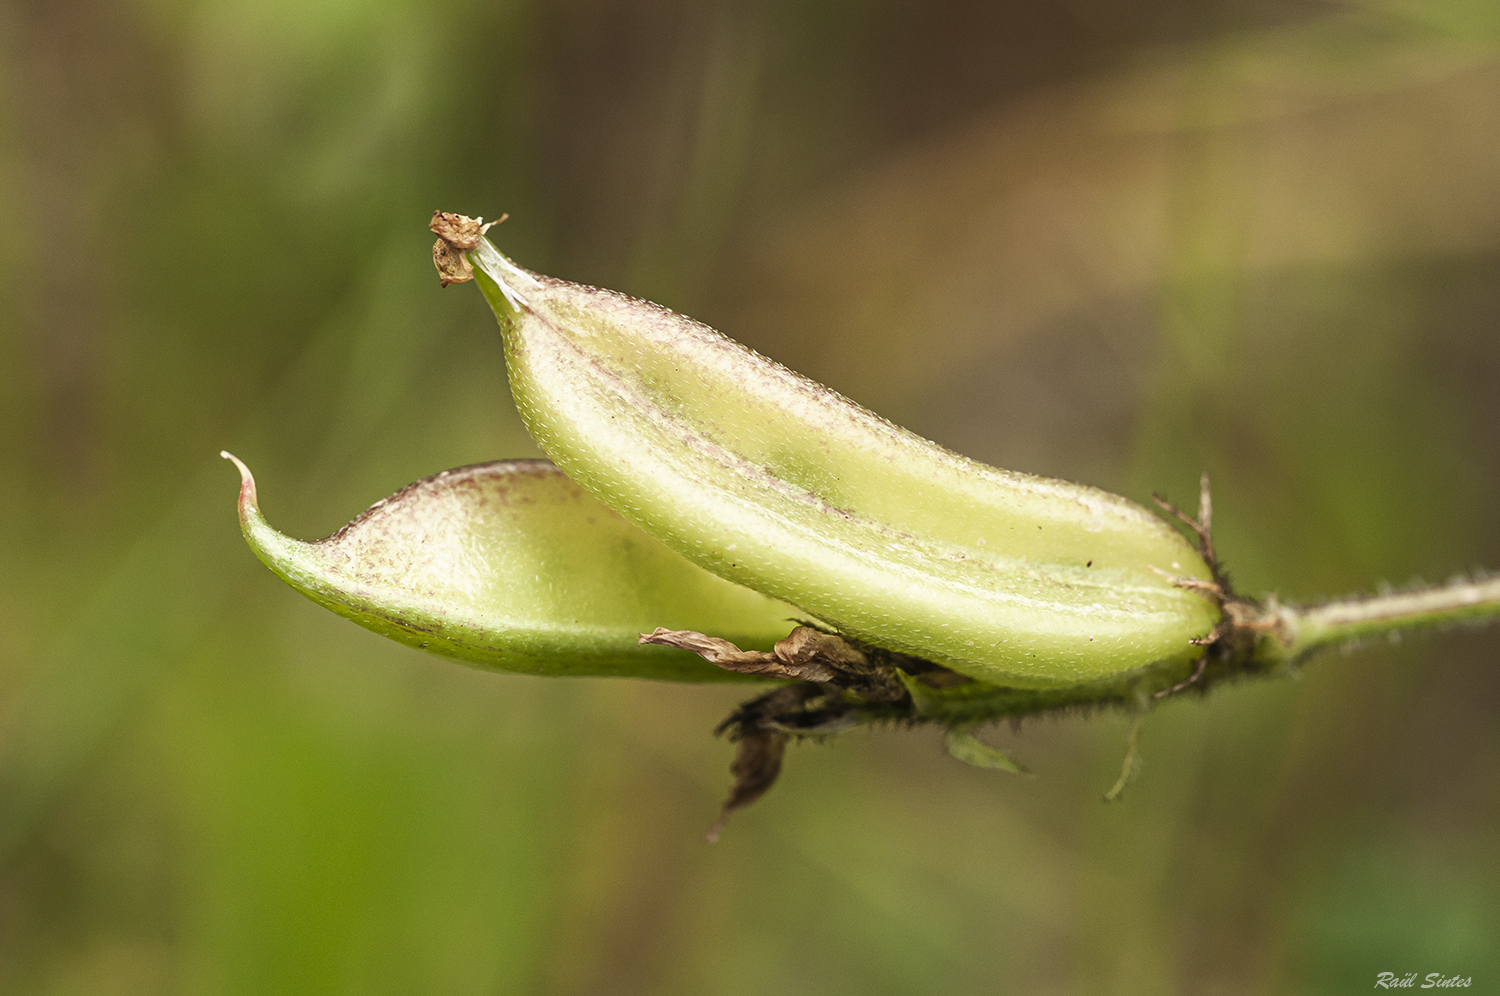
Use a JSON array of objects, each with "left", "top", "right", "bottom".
[{"left": 3, "top": 0, "right": 1500, "bottom": 992}]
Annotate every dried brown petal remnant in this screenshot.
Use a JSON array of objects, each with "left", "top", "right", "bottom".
[
  {"left": 432, "top": 238, "right": 473, "bottom": 287},
  {"left": 640, "top": 624, "right": 915, "bottom": 701},
  {"left": 429, "top": 210, "right": 507, "bottom": 286},
  {"left": 640, "top": 626, "right": 841, "bottom": 682}
]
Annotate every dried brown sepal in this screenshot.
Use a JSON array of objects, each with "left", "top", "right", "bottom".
[
  {"left": 703, "top": 728, "right": 786, "bottom": 843},
  {"left": 1148, "top": 474, "right": 1279, "bottom": 700},
  {"left": 639, "top": 626, "right": 840, "bottom": 682},
  {"left": 648, "top": 624, "right": 947, "bottom": 835},
  {"left": 773, "top": 626, "right": 869, "bottom": 670},
  {"left": 433, "top": 238, "right": 474, "bottom": 287},
  {"left": 429, "top": 210, "right": 504, "bottom": 250},
  {"left": 430, "top": 210, "right": 507, "bottom": 286}
]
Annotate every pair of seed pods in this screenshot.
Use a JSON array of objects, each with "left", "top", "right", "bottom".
[{"left": 229, "top": 216, "right": 1224, "bottom": 700}]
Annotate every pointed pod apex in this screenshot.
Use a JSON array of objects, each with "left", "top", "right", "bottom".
[
  {"left": 468, "top": 237, "right": 541, "bottom": 313},
  {"left": 220, "top": 450, "right": 259, "bottom": 522},
  {"left": 225, "top": 458, "right": 799, "bottom": 681}
]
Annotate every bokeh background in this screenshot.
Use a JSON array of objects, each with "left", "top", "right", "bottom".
[{"left": 3, "top": 0, "right": 1499, "bottom": 992}]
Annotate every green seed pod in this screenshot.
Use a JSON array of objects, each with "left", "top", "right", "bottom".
[
  {"left": 223, "top": 452, "right": 797, "bottom": 681},
  {"left": 466, "top": 239, "right": 1220, "bottom": 689}
]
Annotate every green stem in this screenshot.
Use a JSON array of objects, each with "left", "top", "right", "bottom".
[{"left": 1259, "top": 575, "right": 1500, "bottom": 665}]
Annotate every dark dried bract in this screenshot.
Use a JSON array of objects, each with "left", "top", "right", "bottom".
[
  {"left": 704, "top": 729, "right": 786, "bottom": 843},
  {"left": 644, "top": 624, "right": 947, "bottom": 838}
]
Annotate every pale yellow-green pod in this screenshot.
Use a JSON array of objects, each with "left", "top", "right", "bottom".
[
  {"left": 467, "top": 240, "right": 1219, "bottom": 689},
  {"left": 223, "top": 452, "right": 798, "bottom": 681}
]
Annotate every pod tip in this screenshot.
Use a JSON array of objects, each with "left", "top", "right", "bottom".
[{"left": 220, "top": 450, "right": 258, "bottom": 516}]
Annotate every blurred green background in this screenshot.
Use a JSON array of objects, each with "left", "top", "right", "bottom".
[{"left": 3, "top": 0, "right": 1499, "bottom": 992}]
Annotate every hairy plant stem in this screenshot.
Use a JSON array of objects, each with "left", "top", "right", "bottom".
[
  {"left": 712, "top": 576, "right": 1500, "bottom": 754},
  {"left": 1261, "top": 575, "right": 1500, "bottom": 664},
  {"left": 698, "top": 575, "right": 1500, "bottom": 833}
]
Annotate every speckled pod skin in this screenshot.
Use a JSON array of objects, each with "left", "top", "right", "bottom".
[
  {"left": 471, "top": 241, "right": 1219, "bottom": 689},
  {"left": 226, "top": 454, "right": 797, "bottom": 681}
]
